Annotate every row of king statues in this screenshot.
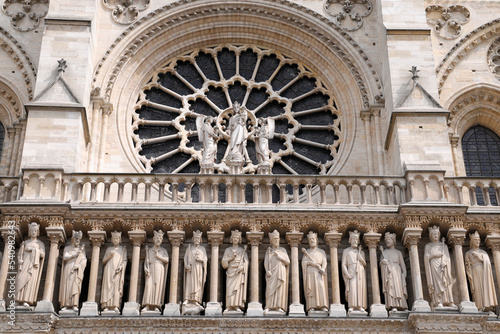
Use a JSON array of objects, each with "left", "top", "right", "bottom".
[{"left": 7, "top": 223, "right": 499, "bottom": 316}]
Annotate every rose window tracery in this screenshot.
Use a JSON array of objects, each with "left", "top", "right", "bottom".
[{"left": 132, "top": 45, "right": 341, "bottom": 175}]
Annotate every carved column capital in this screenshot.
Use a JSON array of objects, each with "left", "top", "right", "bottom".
[
  {"left": 88, "top": 230, "right": 106, "bottom": 247},
  {"left": 324, "top": 232, "right": 342, "bottom": 248},
  {"left": 207, "top": 231, "right": 225, "bottom": 247},
  {"left": 246, "top": 231, "right": 264, "bottom": 246},
  {"left": 447, "top": 228, "right": 467, "bottom": 247},
  {"left": 363, "top": 232, "right": 382, "bottom": 249},
  {"left": 167, "top": 230, "right": 185, "bottom": 247},
  {"left": 46, "top": 226, "right": 66, "bottom": 245},
  {"left": 128, "top": 229, "right": 146, "bottom": 247},
  {"left": 403, "top": 227, "right": 423, "bottom": 248},
  {"left": 286, "top": 232, "right": 303, "bottom": 248},
  {"left": 486, "top": 235, "right": 500, "bottom": 252}
]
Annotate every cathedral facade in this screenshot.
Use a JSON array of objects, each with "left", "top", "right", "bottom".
[{"left": 0, "top": 0, "right": 500, "bottom": 333}]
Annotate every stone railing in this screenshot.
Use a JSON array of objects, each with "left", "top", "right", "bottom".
[
  {"left": 9, "top": 169, "right": 500, "bottom": 209},
  {"left": 17, "top": 169, "right": 407, "bottom": 207}
]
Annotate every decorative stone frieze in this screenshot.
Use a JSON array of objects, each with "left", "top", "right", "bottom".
[
  {"left": 425, "top": 5, "right": 470, "bottom": 40},
  {"left": 102, "top": 0, "right": 149, "bottom": 25},
  {"left": 1, "top": 0, "right": 49, "bottom": 32},
  {"left": 487, "top": 37, "right": 500, "bottom": 81},
  {"left": 324, "top": 0, "right": 373, "bottom": 31}
]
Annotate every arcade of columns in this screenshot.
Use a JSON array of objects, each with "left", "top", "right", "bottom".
[{"left": 0, "top": 208, "right": 499, "bottom": 322}]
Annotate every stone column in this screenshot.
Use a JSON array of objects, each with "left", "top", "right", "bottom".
[
  {"left": 324, "top": 232, "right": 345, "bottom": 317},
  {"left": 246, "top": 231, "right": 264, "bottom": 316},
  {"left": 80, "top": 230, "right": 106, "bottom": 316},
  {"left": 164, "top": 230, "right": 184, "bottom": 316},
  {"left": 402, "top": 228, "right": 430, "bottom": 312},
  {"left": 286, "top": 232, "right": 305, "bottom": 316},
  {"left": 205, "top": 231, "right": 224, "bottom": 316},
  {"left": 35, "top": 226, "right": 66, "bottom": 312},
  {"left": 363, "top": 233, "right": 387, "bottom": 317},
  {"left": 122, "top": 229, "right": 146, "bottom": 316},
  {"left": 0, "top": 221, "right": 21, "bottom": 312},
  {"left": 485, "top": 235, "right": 500, "bottom": 318},
  {"left": 447, "top": 229, "right": 478, "bottom": 313}
]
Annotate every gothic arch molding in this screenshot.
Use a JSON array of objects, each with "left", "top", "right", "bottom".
[
  {"left": 446, "top": 84, "right": 500, "bottom": 176},
  {"left": 92, "top": 0, "right": 384, "bottom": 175},
  {"left": 436, "top": 18, "right": 500, "bottom": 93}
]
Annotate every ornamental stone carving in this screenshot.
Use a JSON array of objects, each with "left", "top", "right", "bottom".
[
  {"left": 487, "top": 37, "right": 500, "bottom": 81},
  {"left": 423, "top": 226, "right": 456, "bottom": 309},
  {"left": 341, "top": 230, "right": 367, "bottom": 315},
  {"left": 425, "top": 5, "right": 470, "bottom": 40},
  {"left": 182, "top": 230, "right": 207, "bottom": 315},
  {"left": 465, "top": 231, "right": 498, "bottom": 312},
  {"left": 101, "top": 231, "right": 127, "bottom": 314},
  {"left": 2, "top": 0, "right": 48, "bottom": 32},
  {"left": 59, "top": 231, "right": 87, "bottom": 315},
  {"left": 264, "top": 230, "right": 290, "bottom": 315},
  {"left": 15, "top": 222, "right": 45, "bottom": 308},
  {"left": 102, "top": 0, "right": 149, "bottom": 25},
  {"left": 142, "top": 230, "right": 169, "bottom": 314},
  {"left": 221, "top": 230, "right": 248, "bottom": 315},
  {"left": 324, "top": 0, "right": 373, "bottom": 31}
]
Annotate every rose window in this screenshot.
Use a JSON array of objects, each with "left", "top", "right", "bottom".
[{"left": 132, "top": 45, "right": 341, "bottom": 175}]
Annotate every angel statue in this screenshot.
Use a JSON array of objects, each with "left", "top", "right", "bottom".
[
  {"left": 196, "top": 115, "right": 219, "bottom": 171},
  {"left": 255, "top": 117, "right": 275, "bottom": 167}
]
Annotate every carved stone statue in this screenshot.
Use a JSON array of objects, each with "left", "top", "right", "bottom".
[
  {"left": 142, "top": 230, "right": 169, "bottom": 313},
  {"left": 226, "top": 102, "right": 249, "bottom": 162},
  {"left": 101, "top": 231, "right": 127, "bottom": 314},
  {"left": 255, "top": 117, "right": 274, "bottom": 166},
  {"left": 342, "top": 230, "right": 367, "bottom": 313},
  {"left": 301, "top": 231, "right": 328, "bottom": 314},
  {"left": 221, "top": 230, "right": 248, "bottom": 314},
  {"left": 264, "top": 230, "right": 290, "bottom": 315},
  {"left": 379, "top": 232, "right": 408, "bottom": 311},
  {"left": 59, "top": 231, "right": 87, "bottom": 313},
  {"left": 182, "top": 230, "right": 207, "bottom": 315},
  {"left": 424, "top": 226, "right": 455, "bottom": 309},
  {"left": 16, "top": 222, "right": 45, "bottom": 308},
  {"left": 197, "top": 115, "right": 219, "bottom": 170},
  {"left": 465, "top": 231, "right": 498, "bottom": 311}
]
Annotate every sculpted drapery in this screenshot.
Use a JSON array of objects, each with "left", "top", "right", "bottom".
[
  {"left": 142, "top": 230, "right": 169, "bottom": 312},
  {"left": 221, "top": 230, "right": 248, "bottom": 313},
  {"left": 301, "top": 232, "right": 328, "bottom": 312},
  {"left": 341, "top": 230, "right": 367, "bottom": 312},
  {"left": 379, "top": 232, "right": 408, "bottom": 311},
  {"left": 101, "top": 231, "right": 127, "bottom": 312},
  {"left": 59, "top": 231, "right": 87, "bottom": 312},
  {"left": 227, "top": 102, "right": 248, "bottom": 161},
  {"left": 424, "top": 226, "right": 455, "bottom": 308},
  {"left": 183, "top": 230, "right": 207, "bottom": 307},
  {"left": 16, "top": 222, "right": 45, "bottom": 307},
  {"left": 465, "top": 232, "right": 498, "bottom": 311},
  {"left": 264, "top": 230, "right": 290, "bottom": 313}
]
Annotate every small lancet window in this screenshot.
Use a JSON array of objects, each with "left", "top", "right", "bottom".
[{"left": 462, "top": 125, "right": 500, "bottom": 205}]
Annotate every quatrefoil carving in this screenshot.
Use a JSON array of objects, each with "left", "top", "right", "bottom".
[
  {"left": 426, "top": 5, "right": 470, "bottom": 40},
  {"left": 324, "top": 0, "right": 373, "bottom": 31},
  {"left": 103, "top": 0, "right": 150, "bottom": 25},
  {"left": 2, "top": 0, "right": 49, "bottom": 32},
  {"left": 487, "top": 38, "right": 500, "bottom": 81}
]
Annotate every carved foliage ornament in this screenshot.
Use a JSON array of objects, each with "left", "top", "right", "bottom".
[
  {"left": 487, "top": 38, "right": 500, "bottom": 81},
  {"left": 425, "top": 5, "right": 470, "bottom": 40},
  {"left": 103, "top": 0, "right": 149, "bottom": 25},
  {"left": 324, "top": 0, "right": 372, "bottom": 31},
  {"left": 2, "top": 0, "right": 49, "bottom": 32}
]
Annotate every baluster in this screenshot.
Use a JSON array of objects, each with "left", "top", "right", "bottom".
[
  {"left": 347, "top": 184, "right": 353, "bottom": 204},
  {"left": 279, "top": 183, "right": 286, "bottom": 204},
  {"left": 117, "top": 182, "right": 124, "bottom": 202},
  {"left": 470, "top": 185, "right": 477, "bottom": 206},
  {"left": 443, "top": 183, "right": 450, "bottom": 202},
  {"left": 226, "top": 182, "right": 232, "bottom": 203},
  {"left": 212, "top": 183, "right": 218, "bottom": 203},
  {"left": 456, "top": 184, "right": 463, "bottom": 204},
  {"left": 77, "top": 182, "right": 84, "bottom": 202},
  {"left": 131, "top": 182, "right": 138, "bottom": 202},
  {"left": 239, "top": 182, "right": 245, "bottom": 203},
  {"left": 320, "top": 183, "right": 326, "bottom": 204},
  {"left": 439, "top": 180, "right": 446, "bottom": 201},
  {"left": 186, "top": 182, "right": 192, "bottom": 203},
  {"left": 253, "top": 182, "right": 259, "bottom": 203},
  {"left": 144, "top": 181, "right": 151, "bottom": 202},
  {"left": 90, "top": 182, "right": 97, "bottom": 202},
  {"left": 199, "top": 182, "right": 206, "bottom": 203},
  {"left": 374, "top": 184, "right": 380, "bottom": 205},
  {"left": 158, "top": 182, "right": 165, "bottom": 202},
  {"left": 401, "top": 185, "right": 407, "bottom": 203},
  {"left": 360, "top": 184, "right": 366, "bottom": 205},
  {"left": 408, "top": 180, "right": 415, "bottom": 202},
  {"left": 266, "top": 182, "right": 273, "bottom": 204},
  {"left": 424, "top": 180, "right": 430, "bottom": 201},
  {"left": 172, "top": 182, "right": 178, "bottom": 202},
  {"left": 293, "top": 183, "right": 299, "bottom": 203},
  {"left": 483, "top": 186, "right": 491, "bottom": 206},
  {"left": 306, "top": 183, "right": 312, "bottom": 204},
  {"left": 62, "top": 180, "right": 70, "bottom": 202},
  {"left": 334, "top": 184, "right": 340, "bottom": 204},
  {"left": 388, "top": 185, "right": 395, "bottom": 205}
]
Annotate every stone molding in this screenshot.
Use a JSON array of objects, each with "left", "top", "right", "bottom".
[
  {"left": 436, "top": 18, "right": 500, "bottom": 93},
  {"left": 92, "top": 0, "right": 383, "bottom": 107},
  {"left": 425, "top": 5, "right": 470, "bottom": 40},
  {"left": 102, "top": 0, "right": 150, "bottom": 25},
  {"left": 0, "top": 27, "right": 36, "bottom": 101},
  {"left": 324, "top": 0, "right": 373, "bottom": 32}
]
